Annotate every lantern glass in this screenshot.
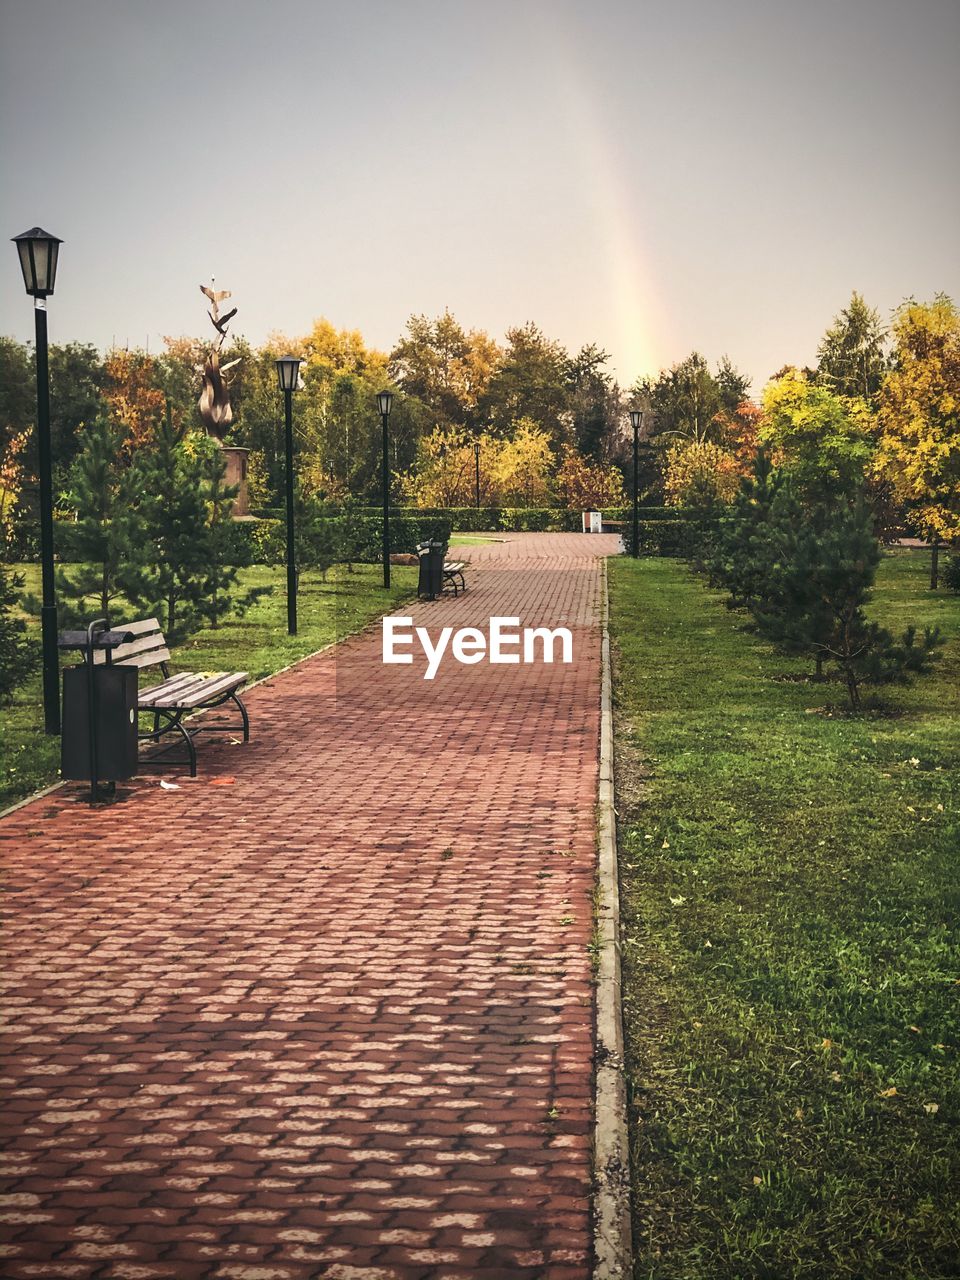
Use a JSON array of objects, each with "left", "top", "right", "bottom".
[
  {"left": 630, "top": 410, "right": 643, "bottom": 430},
  {"left": 376, "top": 390, "right": 394, "bottom": 417},
  {"left": 13, "top": 227, "right": 62, "bottom": 297},
  {"left": 275, "top": 356, "right": 301, "bottom": 393}
]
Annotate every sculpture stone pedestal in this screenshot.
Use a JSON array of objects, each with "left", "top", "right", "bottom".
[{"left": 221, "top": 445, "right": 250, "bottom": 517}]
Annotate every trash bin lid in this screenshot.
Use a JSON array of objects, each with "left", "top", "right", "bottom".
[{"left": 58, "top": 629, "right": 135, "bottom": 650}]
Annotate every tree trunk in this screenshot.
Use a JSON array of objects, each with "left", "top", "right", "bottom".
[
  {"left": 844, "top": 664, "right": 861, "bottom": 713},
  {"left": 930, "top": 537, "right": 940, "bottom": 590}
]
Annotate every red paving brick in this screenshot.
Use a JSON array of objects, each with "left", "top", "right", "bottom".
[{"left": 1, "top": 532, "right": 621, "bottom": 1278}]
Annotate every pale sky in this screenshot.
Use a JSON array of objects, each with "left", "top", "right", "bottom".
[{"left": 1, "top": 0, "right": 958, "bottom": 393}]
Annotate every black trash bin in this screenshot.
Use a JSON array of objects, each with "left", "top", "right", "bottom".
[
  {"left": 59, "top": 619, "right": 137, "bottom": 801},
  {"left": 417, "top": 539, "right": 446, "bottom": 600}
]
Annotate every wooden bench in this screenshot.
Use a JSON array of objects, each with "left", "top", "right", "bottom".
[
  {"left": 443, "top": 559, "right": 467, "bottom": 595},
  {"left": 94, "top": 618, "right": 250, "bottom": 777}
]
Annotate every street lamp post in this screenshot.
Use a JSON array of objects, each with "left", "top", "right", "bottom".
[
  {"left": 474, "top": 440, "right": 481, "bottom": 509},
  {"left": 276, "top": 355, "right": 301, "bottom": 635},
  {"left": 377, "top": 391, "right": 393, "bottom": 588},
  {"left": 13, "top": 227, "right": 62, "bottom": 734},
  {"left": 629, "top": 409, "right": 643, "bottom": 559}
]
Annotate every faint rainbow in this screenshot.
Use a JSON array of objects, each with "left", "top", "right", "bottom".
[{"left": 545, "top": 28, "right": 669, "bottom": 385}]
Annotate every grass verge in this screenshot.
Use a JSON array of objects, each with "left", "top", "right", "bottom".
[
  {"left": 0, "top": 562, "right": 416, "bottom": 811},
  {"left": 608, "top": 549, "right": 959, "bottom": 1279}
]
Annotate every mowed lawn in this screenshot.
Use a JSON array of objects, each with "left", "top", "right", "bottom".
[
  {"left": 608, "top": 549, "right": 959, "bottom": 1279},
  {"left": 0, "top": 563, "right": 416, "bottom": 812}
]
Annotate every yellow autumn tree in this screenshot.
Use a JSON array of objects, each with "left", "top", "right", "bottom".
[
  {"left": 664, "top": 440, "right": 743, "bottom": 506},
  {"left": 491, "top": 419, "right": 554, "bottom": 506},
  {"left": 402, "top": 420, "right": 555, "bottom": 507},
  {"left": 555, "top": 448, "right": 626, "bottom": 509},
  {"left": 103, "top": 349, "right": 166, "bottom": 452},
  {"left": 874, "top": 296, "right": 960, "bottom": 543},
  {"left": 0, "top": 430, "right": 30, "bottom": 545}
]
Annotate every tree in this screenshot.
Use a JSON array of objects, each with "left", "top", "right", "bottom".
[
  {"left": 53, "top": 417, "right": 141, "bottom": 626},
  {"left": 0, "top": 338, "right": 34, "bottom": 457},
  {"left": 103, "top": 349, "right": 166, "bottom": 453},
  {"left": 120, "top": 409, "right": 257, "bottom": 642},
  {"left": 491, "top": 419, "right": 555, "bottom": 506},
  {"left": 555, "top": 448, "right": 626, "bottom": 510},
  {"left": 759, "top": 369, "right": 874, "bottom": 500},
  {"left": 0, "top": 565, "right": 37, "bottom": 705},
  {"left": 817, "top": 291, "right": 887, "bottom": 403},
  {"left": 390, "top": 311, "right": 499, "bottom": 435},
  {"left": 664, "top": 440, "right": 743, "bottom": 507},
  {"left": 874, "top": 295, "right": 960, "bottom": 586},
  {"left": 0, "top": 430, "right": 30, "bottom": 546},
  {"left": 48, "top": 343, "right": 106, "bottom": 470},
  {"left": 482, "top": 323, "right": 569, "bottom": 442},
  {"left": 638, "top": 352, "right": 750, "bottom": 446},
  {"left": 196, "top": 443, "right": 264, "bottom": 629},
  {"left": 566, "top": 345, "right": 621, "bottom": 461},
  {"left": 751, "top": 485, "right": 940, "bottom": 709},
  {"left": 710, "top": 455, "right": 941, "bottom": 705}
]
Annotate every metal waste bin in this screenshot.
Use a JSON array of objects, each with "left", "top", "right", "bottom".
[
  {"left": 417, "top": 539, "right": 446, "bottom": 600},
  {"left": 59, "top": 619, "right": 137, "bottom": 801}
]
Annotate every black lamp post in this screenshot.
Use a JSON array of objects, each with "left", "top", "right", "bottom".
[
  {"left": 13, "top": 227, "right": 62, "bottom": 734},
  {"left": 276, "top": 355, "right": 301, "bottom": 635},
  {"left": 629, "top": 409, "right": 643, "bottom": 559},
  {"left": 474, "top": 439, "right": 481, "bottom": 509},
  {"left": 377, "top": 391, "right": 394, "bottom": 588}
]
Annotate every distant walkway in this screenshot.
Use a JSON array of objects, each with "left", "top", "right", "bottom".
[{"left": 0, "top": 531, "right": 621, "bottom": 1279}]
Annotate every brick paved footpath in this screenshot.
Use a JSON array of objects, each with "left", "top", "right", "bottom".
[{"left": 1, "top": 532, "right": 622, "bottom": 1280}]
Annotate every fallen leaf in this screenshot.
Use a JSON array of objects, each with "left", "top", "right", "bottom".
[
  {"left": 909, "top": 1026, "right": 922, "bottom": 1034},
  {"left": 879, "top": 1086, "right": 898, "bottom": 1098},
  {"left": 752, "top": 1176, "right": 762, "bottom": 1186},
  {"left": 923, "top": 1101, "right": 939, "bottom": 1114},
  {"left": 662, "top": 839, "right": 670, "bottom": 849},
  {"left": 830, "top": 1071, "right": 842, "bottom": 1082},
  {"left": 210, "top": 776, "right": 236, "bottom": 786},
  {"left": 159, "top": 780, "right": 180, "bottom": 791},
  {"left": 820, "top": 1038, "right": 833, "bottom": 1050},
  {"left": 669, "top": 895, "right": 686, "bottom": 907}
]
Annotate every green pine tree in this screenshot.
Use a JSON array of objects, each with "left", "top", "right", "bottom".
[
  {"left": 751, "top": 482, "right": 940, "bottom": 708},
  {"left": 119, "top": 406, "right": 216, "bottom": 644},
  {"left": 54, "top": 416, "right": 141, "bottom": 627},
  {"left": 196, "top": 446, "right": 267, "bottom": 629},
  {"left": 0, "top": 565, "right": 38, "bottom": 704}
]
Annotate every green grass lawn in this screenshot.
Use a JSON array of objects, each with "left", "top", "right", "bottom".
[
  {"left": 0, "top": 563, "right": 416, "bottom": 812},
  {"left": 608, "top": 549, "right": 959, "bottom": 1279}
]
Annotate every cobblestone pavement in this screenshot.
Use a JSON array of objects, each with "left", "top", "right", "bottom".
[{"left": 1, "top": 532, "right": 621, "bottom": 1280}]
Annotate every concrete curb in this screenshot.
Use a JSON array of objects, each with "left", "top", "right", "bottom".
[{"left": 593, "top": 556, "right": 633, "bottom": 1278}]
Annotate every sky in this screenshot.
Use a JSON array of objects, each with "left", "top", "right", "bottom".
[{"left": 1, "top": 0, "right": 958, "bottom": 395}]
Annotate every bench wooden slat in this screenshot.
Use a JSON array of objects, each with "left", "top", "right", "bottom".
[
  {"left": 93, "top": 634, "right": 170, "bottom": 665},
  {"left": 137, "top": 672, "right": 210, "bottom": 706},
  {"left": 111, "top": 646, "right": 172, "bottom": 669},
  {"left": 165, "top": 673, "right": 248, "bottom": 709},
  {"left": 141, "top": 671, "right": 248, "bottom": 710}
]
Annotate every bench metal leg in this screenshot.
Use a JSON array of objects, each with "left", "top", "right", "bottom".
[{"left": 231, "top": 691, "right": 250, "bottom": 742}]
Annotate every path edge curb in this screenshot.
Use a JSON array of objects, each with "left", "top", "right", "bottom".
[{"left": 593, "top": 555, "right": 633, "bottom": 1278}]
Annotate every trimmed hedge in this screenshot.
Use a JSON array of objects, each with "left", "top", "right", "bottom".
[
  {"left": 6, "top": 514, "right": 453, "bottom": 567},
  {"left": 224, "top": 514, "right": 452, "bottom": 565},
  {"left": 621, "top": 515, "right": 697, "bottom": 558}
]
